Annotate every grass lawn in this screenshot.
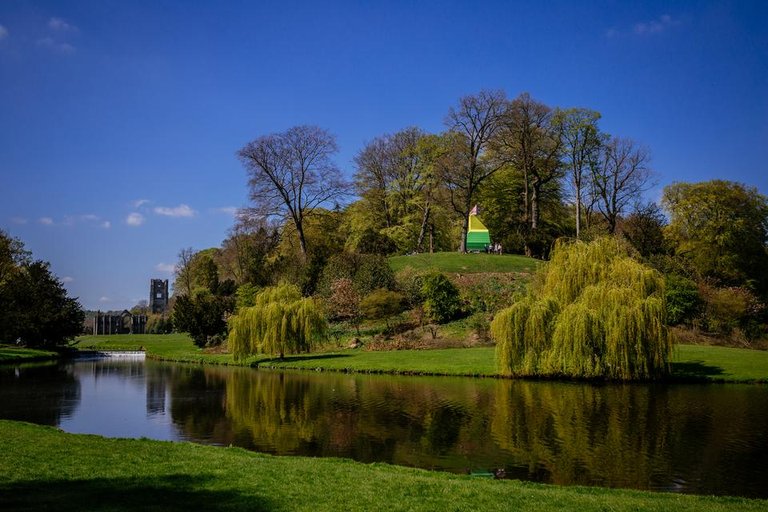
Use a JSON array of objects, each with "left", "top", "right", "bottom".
[
  {"left": 0, "top": 420, "right": 764, "bottom": 512},
  {"left": 0, "top": 344, "right": 58, "bottom": 363},
  {"left": 74, "top": 334, "right": 768, "bottom": 383},
  {"left": 389, "top": 251, "right": 539, "bottom": 274}
]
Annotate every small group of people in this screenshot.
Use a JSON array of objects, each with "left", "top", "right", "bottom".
[{"left": 485, "top": 242, "right": 503, "bottom": 255}]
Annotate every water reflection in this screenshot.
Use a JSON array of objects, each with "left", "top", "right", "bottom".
[
  {"left": 0, "top": 363, "right": 80, "bottom": 424},
  {"left": 0, "top": 359, "right": 766, "bottom": 498}
]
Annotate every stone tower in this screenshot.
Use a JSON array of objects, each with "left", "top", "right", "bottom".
[{"left": 150, "top": 279, "right": 169, "bottom": 314}]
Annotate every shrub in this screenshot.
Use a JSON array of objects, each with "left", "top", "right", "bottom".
[
  {"left": 355, "top": 229, "right": 398, "bottom": 255},
  {"left": 395, "top": 267, "right": 426, "bottom": 309},
  {"left": 665, "top": 274, "right": 702, "bottom": 325},
  {"left": 317, "top": 252, "right": 396, "bottom": 297},
  {"left": 360, "top": 289, "right": 405, "bottom": 323},
  {"left": 326, "top": 278, "right": 361, "bottom": 328},
  {"left": 698, "top": 284, "right": 765, "bottom": 339},
  {"left": 421, "top": 272, "right": 461, "bottom": 324}
]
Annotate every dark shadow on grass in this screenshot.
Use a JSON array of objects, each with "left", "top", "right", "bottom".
[
  {"left": 257, "top": 353, "right": 351, "bottom": 365},
  {"left": 0, "top": 474, "right": 275, "bottom": 511},
  {"left": 670, "top": 360, "right": 726, "bottom": 381}
]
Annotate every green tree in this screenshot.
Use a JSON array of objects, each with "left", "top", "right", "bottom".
[
  {"left": 359, "top": 289, "right": 405, "bottom": 328},
  {"left": 491, "top": 237, "right": 671, "bottom": 380},
  {"left": 228, "top": 283, "right": 326, "bottom": 360},
  {"left": 442, "top": 90, "right": 507, "bottom": 252},
  {"left": 0, "top": 231, "right": 83, "bottom": 347},
  {"left": 172, "top": 289, "right": 233, "bottom": 347},
  {"left": 420, "top": 272, "right": 461, "bottom": 323},
  {"left": 662, "top": 180, "right": 768, "bottom": 291}
]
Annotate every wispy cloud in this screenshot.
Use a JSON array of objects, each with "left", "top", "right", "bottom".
[
  {"left": 634, "top": 14, "right": 677, "bottom": 35},
  {"left": 48, "top": 18, "right": 78, "bottom": 32},
  {"left": 132, "top": 198, "right": 151, "bottom": 208},
  {"left": 61, "top": 276, "right": 74, "bottom": 283},
  {"left": 155, "top": 262, "right": 176, "bottom": 274},
  {"left": 99, "top": 296, "right": 111, "bottom": 303},
  {"left": 39, "top": 217, "right": 54, "bottom": 226},
  {"left": 101, "top": 220, "right": 111, "bottom": 229},
  {"left": 125, "top": 212, "right": 146, "bottom": 226},
  {"left": 0, "top": 25, "right": 8, "bottom": 40},
  {"left": 10, "top": 216, "right": 27, "bottom": 225},
  {"left": 154, "top": 204, "right": 196, "bottom": 218},
  {"left": 37, "top": 37, "right": 75, "bottom": 55},
  {"left": 213, "top": 206, "right": 239, "bottom": 216},
  {"left": 606, "top": 14, "right": 679, "bottom": 38}
]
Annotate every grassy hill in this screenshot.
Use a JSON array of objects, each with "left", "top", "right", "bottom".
[{"left": 389, "top": 252, "right": 539, "bottom": 274}]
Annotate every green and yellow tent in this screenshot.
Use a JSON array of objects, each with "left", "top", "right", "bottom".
[{"left": 466, "top": 213, "right": 491, "bottom": 251}]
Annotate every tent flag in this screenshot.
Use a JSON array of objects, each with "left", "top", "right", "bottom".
[
  {"left": 469, "top": 204, "right": 478, "bottom": 216},
  {"left": 466, "top": 209, "right": 491, "bottom": 250}
]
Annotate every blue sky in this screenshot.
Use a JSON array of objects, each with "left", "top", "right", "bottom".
[{"left": 1, "top": 0, "right": 766, "bottom": 310}]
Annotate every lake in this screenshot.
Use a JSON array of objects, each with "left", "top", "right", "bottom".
[{"left": 1, "top": 357, "right": 766, "bottom": 498}]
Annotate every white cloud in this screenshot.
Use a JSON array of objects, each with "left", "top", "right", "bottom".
[
  {"left": 125, "top": 212, "right": 145, "bottom": 226},
  {"left": 80, "top": 214, "right": 99, "bottom": 222},
  {"left": 10, "top": 217, "right": 27, "bottom": 225},
  {"left": 48, "top": 18, "right": 77, "bottom": 32},
  {"left": 61, "top": 276, "right": 74, "bottom": 283},
  {"left": 37, "top": 37, "right": 75, "bottom": 55},
  {"left": 132, "top": 198, "right": 151, "bottom": 208},
  {"left": 155, "top": 262, "right": 176, "bottom": 274},
  {"left": 0, "top": 25, "right": 8, "bottom": 40},
  {"left": 39, "top": 217, "right": 54, "bottom": 225},
  {"left": 101, "top": 220, "right": 111, "bottom": 229},
  {"left": 99, "top": 296, "right": 111, "bottom": 303},
  {"left": 154, "top": 204, "right": 196, "bottom": 218}
]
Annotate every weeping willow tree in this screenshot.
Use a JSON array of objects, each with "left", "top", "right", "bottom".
[
  {"left": 491, "top": 237, "right": 671, "bottom": 380},
  {"left": 228, "top": 283, "right": 327, "bottom": 360}
]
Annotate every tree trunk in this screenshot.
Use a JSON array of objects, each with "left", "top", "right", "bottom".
[
  {"left": 575, "top": 184, "right": 581, "bottom": 239},
  {"left": 531, "top": 184, "right": 539, "bottom": 231},
  {"left": 416, "top": 203, "right": 431, "bottom": 252}
]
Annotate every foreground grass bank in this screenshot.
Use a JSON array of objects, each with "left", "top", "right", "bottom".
[
  {"left": 73, "top": 334, "right": 768, "bottom": 382},
  {"left": 0, "top": 420, "right": 763, "bottom": 512}
]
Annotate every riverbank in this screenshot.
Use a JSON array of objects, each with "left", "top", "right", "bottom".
[
  {"left": 0, "top": 344, "right": 59, "bottom": 364},
  {"left": 71, "top": 334, "right": 768, "bottom": 383},
  {"left": 0, "top": 420, "right": 763, "bottom": 511}
]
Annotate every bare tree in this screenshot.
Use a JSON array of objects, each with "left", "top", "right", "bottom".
[
  {"left": 443, "top": 90, "right": 507, "bottom": 252},
  {"left": 552, "top": 108, "right": 602, "bottom": 238},
  {"left": 495, "top": 93, "right": 563, "bottom": 237},
  {"left": 238, "top": 125, "right": 349, "bottom": 258},
  {"left": 591, "top": 137, "right": 653, "bottom": 233},
  {"left": 174, "top": 247, "right": 195, "bottom": 296}
]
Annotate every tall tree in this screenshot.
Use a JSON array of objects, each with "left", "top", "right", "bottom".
[
  {"left": 493, "top": 93, "right": 564, "bottom": 255},
  {"left": 443, "top": 90, "right": 506, "bottom": 252},
  {"left": 662, "top": 180, "right": 768, "bottom": 290},
  {"left": 173, "top": 247, "right": 195, "bottom": 296},
  {"left": 238, "top": 125, "right": 349, "bottom": 258},
  {"left": 591, "top": 137, "right": 653, "bottom": 234},
  {"left": 552, "top": 108, "right": 602, "bottom": 238}
]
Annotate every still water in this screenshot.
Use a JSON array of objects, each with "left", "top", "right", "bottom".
[{"left": 1, "top": 358, "right": 767, "bottom": 498}]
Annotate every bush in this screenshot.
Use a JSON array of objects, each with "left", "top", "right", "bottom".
[
  {"left": 355, "top": 229, "right": 398, "bottom": 255},
  {"left": 421, "top": 272, "right": 461, "bottom": 324},
  {"left": 453, "top": 273, "right": 525, "bottom": 315},
  {"left": 665, "top": 274, "right": 701, "bottom": 325},
  {"left": 317, "top": 252, "right": 396, "bottom": 297},
  {"left": 326, "top": 278, "right": 361, "bottom": 324},
  {"left": 360, "top": 289, "right": 405, "bottom": 322},
  {"left": 698, "top": 285, "right": 765, "bottom": 339},
  {"left": 145, "top": 314, "right": 173, "bottom": 334},
  {"left": 395, "top": 267, "right": 426, "bottom": 309}
]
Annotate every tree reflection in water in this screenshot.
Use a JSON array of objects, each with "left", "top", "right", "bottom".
[{"left": 0, "top": 363, "right": 81, "bottom": 425}]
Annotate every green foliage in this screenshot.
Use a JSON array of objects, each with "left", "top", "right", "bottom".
[
  {"left": 355, "top": 229, "right": 398, "bottom": 255},
  {"left": 172, "top": 290, "right": 233, "bottom": 347},
  {"left": 454, "top": 273, "right": 526, "bottom": 314},
  {"left": 236, "top": 283, "right": 260, "bottom": 309},
  {"left": 491, "top": 237, "right": 671, "bottom": 380},
  {"left": 0, "top": 231, "right": 83, "bottom": 347},
  {"left": 395, "top": 267, "right": 426, "bottom": 309},
  {"left": 228, "top": 283, "right": 327, "bottom": 360},
  {"left": 620, "top": 202, "right": 667, "bottom": 258},
  {"left": 420, "top": 272, "right": 461, "bottom": 323},
  {"left": 665, "top": 275, "right": 701, "bottom": 326},
  {"left": 663, "top": 180, "right": 768, "bottom": 291},
  {"left": 318, "top": 252, "right": 396, "bottom": 297},
  {"left": 145, "top": 314, "right": 173, "bottom": 335},
  {"left": 359, "top": 289, "right": 405, "bottom": 321},
  {"left": 697, "top": 284, "right": 765, "bottom": 339}
]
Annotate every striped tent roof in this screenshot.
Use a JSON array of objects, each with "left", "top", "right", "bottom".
[{"left": 466, "top": 214, "right": 491, "bottom": 250}]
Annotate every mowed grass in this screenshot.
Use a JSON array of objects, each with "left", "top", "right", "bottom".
[
  {"left": 1, "top": 420, "right": 764, "bottom": 512},
  {"left": 0, "top": 344, "right": 58, "bottom": 363},
  {"left": 389, "top": 251, "right": 539, "bottom": 274},
  {"left": 74, "top": 334, "right": 768, "bottom": 382}
]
